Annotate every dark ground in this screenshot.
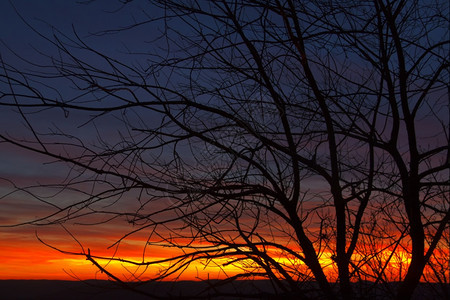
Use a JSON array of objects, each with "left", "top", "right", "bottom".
[{"left": 0, "top": 279, "right": 448, "bottom": 299}]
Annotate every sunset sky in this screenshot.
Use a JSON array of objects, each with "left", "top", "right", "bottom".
[
  {"left": 0, "top": 0, "right": 253, "bottom": 281},
  {"left": 0, "top": 0, "right": 448, "bottom": 286},
  {"left": 0, "top": 0, "right": 152, "bottom": 280}
]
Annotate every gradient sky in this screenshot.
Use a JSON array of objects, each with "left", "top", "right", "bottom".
[
  {"left": 0, "top": 0, "right": 253, "bottom": 282},
  {"left": 0, "top": 0, "right": 448, "bottom": 283},
  {"left": 0, "top": 0, "right": 164, "bottom": 280}
]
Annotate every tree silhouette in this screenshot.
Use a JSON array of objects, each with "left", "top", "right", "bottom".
[{"left": 0, "top": 1, "right": 448, "bottom": 299}]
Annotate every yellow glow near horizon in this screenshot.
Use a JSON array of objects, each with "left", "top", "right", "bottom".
[{"left": 0, "top": 231, "right": 447, "bottom": 282}]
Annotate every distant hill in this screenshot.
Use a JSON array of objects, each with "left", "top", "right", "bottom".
[
  {"left": 0, "top": 279, "right": 448, "bottom": 299},
  {"left": 0, "top": 279, "right": 277, "bottom": 299}
]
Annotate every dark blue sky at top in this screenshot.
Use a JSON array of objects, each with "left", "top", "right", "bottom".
[
  {"left": 0, "top": 0, "right": 201, "bottom": 167},
  {"left": 1, "top": 0, "right": 143, "bottom": 43},
  {"left": 0, "top": 0, "right": 165, "bottom": 69},
  {"left": 0, "top": 1, "right": 155, "bottom": 191},
  {"left": 0, "top": 1, "right": 196, "bottom": 228},
  {"left": 0, "top": 0, "right": 448, "bottom": 198}
]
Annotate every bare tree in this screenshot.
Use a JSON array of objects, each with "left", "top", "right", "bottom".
[{"left": 0, "top": 1, "right": 448, "bottom": 299}]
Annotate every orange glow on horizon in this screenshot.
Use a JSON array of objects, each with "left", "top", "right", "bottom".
[
  {"left": 2, "top": 234, "right": 448, "bottom": 283},
  {"left": 1, "top": 225, "right": 448, "bottom": 283}
]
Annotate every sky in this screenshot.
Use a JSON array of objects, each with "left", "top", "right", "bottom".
[
  {"left": 0, "top": 0, "right": 448, "bottom": 284},
  {"left": 0, "top": 0, "right": 253, "bottom": 282},
  {"left": 0, "top": 0, "right": 166, "bottom": 281}
]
